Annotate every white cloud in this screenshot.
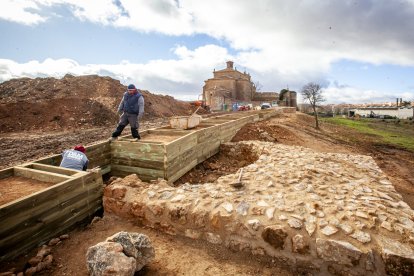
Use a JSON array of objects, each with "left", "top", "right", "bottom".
[
  {"left": 4, "top": 1, "right": 414, "bottom": 68},
  {"left": 1, "top": 1, "right": 414, "bottom": 102},
  {"left": 0, "top": 0, "right": 46, "bottom": 25},
  {"left": 0, "top": 44, "right": 232, "bottom": 99}
]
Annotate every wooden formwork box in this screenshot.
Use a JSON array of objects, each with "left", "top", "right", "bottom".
[
  {"left": 34, "top": 140, "right": 112, "bottom": 174},
  {"left": 110, "top": 113, "right": 261, "bottom": 183},
  {"left": 0, "top": 164, "right": 103, "bottom": 261},
  {"left": 111, "top": 140, "right": 166, "bottom": 180}
]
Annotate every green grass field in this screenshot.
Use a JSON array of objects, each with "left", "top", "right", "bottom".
[{"left": 321, "top": 117, "right": 414, "bottom": 150}]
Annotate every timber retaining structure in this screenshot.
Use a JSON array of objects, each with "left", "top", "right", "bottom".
[{"left": 0, "top": 108, "right": 284, "bottom": 261}]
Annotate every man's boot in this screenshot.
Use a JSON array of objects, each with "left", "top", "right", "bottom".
[
  {"left": 112, "top": 124, "right": 126, "bottom": 138},
  {"left": 131, "top": 128, "right": 140, "bottom": 139}
]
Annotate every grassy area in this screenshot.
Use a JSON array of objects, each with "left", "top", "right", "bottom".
[{"left": 321, "top": 117, "right": 414, "bottom": 150}]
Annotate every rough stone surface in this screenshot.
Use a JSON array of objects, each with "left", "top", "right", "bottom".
[
  {"left": 106, "top": 231, "right": 155, "bottom": 272},
  {"left": 262, "top": 225, "right": 288, "bottom": 249},
  {"left": 378, "top": 237, "right": 414, "bottom": 275},
  {"left": 316, "top": 238, "right": 362, "bottom": 266},
  {"left": 86, "top": 241, "right": 136, "bottom": 276},
  {"left": 103, "top": 141, "right": 414, "bottom": 275},
  {"left": 292, "top": 234, "right": 309, "bottom": 254}
]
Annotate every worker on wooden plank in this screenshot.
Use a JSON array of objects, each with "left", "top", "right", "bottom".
[
  {"left": 60, "top": 145, "right": 89, "bottom": 171},
  {"left": 110, "top": 84, "right": 145, "bottom": 141}
]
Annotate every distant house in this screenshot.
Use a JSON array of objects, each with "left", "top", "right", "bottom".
[{"left": 348, "top": 106, "right": 413, "bottom": 119}]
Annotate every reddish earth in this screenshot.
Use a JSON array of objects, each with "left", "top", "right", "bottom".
[
  {"left": 0, "top": 176, "right": 54, "bottom": 206},
  {"left": 1, "top": 76, "right": 414, "bottom": 275},
  {"left": 0, "top": 74, "right": 203, "bottom": 133},
  {"left": 174, "top": 143, "right": 259, "bottom": 185}
]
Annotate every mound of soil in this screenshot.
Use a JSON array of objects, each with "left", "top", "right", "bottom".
[
  {"left": 231, "top": 119, "right": 302, "bottom": 145},
  {"left": 0, "top": 75, "right": 199, "bottom": 133}
]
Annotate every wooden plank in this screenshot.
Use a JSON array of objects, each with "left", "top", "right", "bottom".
[
  {"left": 88, "top": 157, "right": 112, "bottom": 169},
  {"left": 221, "top": 132, "right": 237, "bottom": 143},
  {"left": 111, "top": 141, "right": 165, "bottom": 153},
  {"left": 196, "top": 126, "right": 221, "bottom": 144},
  {"left": 148, "top": 129, "right": 190, "bottom": 136},
  {"left": 110, "top": 164, "right": 164, "bottom": 178},
  {"left": 0, "top": 176, "right": 102, "bottom": 230},
  {"left": 0, "top": 182, "right": 102, "bottom": 239},
  {"left": 109, "top": 170, "right": 157, "bottom": 182},
  {"left": 111, "top": 150, "right": 164, "bottom": 162},
  {"left": 99, "top": 165, "right": 111, "bottom": 175},
  {"left": 0, "top": 198, "right": 102, "bottom": 261},
  {"left": 87, "top": 150, "right": 111, "bottom": 161},
  {"left": 196, "top": 141, "right": 220, "bottom": 164},
  {"left": 34, "top": 154, "right": 62, "bottom": 166},
  {"left": 87, "top": 148, "right": 112, "bottom": 157},
  {"left": 85, "top": 141, "right": 111, "bottom": 151},
  {"left": 165, "top": 132, "right": 198, "bottom": 160},
  {"left": 0, "top": 189, "right": 101, "bottom": 241},
  {"left": 13, "top": 167, "right": 70, "bottom": 183},
  {"left": 0, "top": 176, "right": 88, "bottom": 219},
  {"left": 166, "top": 159, "right": 198, "bottom": 182},
  {"left": 111, "top": 157, "right": 164, "bottom": 170},
  {"left": 166, "top": 149, "right": 197, "bottom": 176},
  {"left": 0, "top": 168, "right": 14, "bottom": 180},
  {"left": 27, "top": 163, "right": 81, "bottom": 176},
  {"left": 111, "top": 142, "right": 165, "bottom": 162}
]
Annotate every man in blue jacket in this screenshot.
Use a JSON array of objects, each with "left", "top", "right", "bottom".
[{"left": 111, "top": 84, "right": 145, "bottom": 140}]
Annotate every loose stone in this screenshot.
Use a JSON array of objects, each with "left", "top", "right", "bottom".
[
  {"left": 288, "top": 218, "right": 302, "bottom": 229},
  {"left": 236, "top": 201, "right": 249, "bottom": 216},
  {"left": 381, "top": 221, "right": 393, "bottom": 231},
  {"left": 221, "top": 202, "right": 233, "bottom": 213},
  {"left": 265, "top": 207, "right": 275, "bottom": 219},
  {"left": 351, "top": 231, "right": 371, "bottom": 243},
  {"left": 321, "top": 225, "right": 338, "bottom": 236}
]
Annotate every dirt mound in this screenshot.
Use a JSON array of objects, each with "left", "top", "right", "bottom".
[
  {"left": 0, "top": 98, "right": 116, "bottom": 132},
  {"left": 231, "top": 119, "right": 302, "bottom": 145},
  {"left": 0, "top": 75, "right": 196, "bottom": 133}
]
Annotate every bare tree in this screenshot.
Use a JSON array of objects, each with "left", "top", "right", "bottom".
[
  {"left": 254, "top": 81, "right": 263, "bottom": 92},
  {"left": 301, "top": 82, "right": 325, "bottom": 129}
]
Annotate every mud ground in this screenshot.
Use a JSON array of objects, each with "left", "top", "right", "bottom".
[{"left": 1, "top": 112, "right": 414, "bottom": 275}]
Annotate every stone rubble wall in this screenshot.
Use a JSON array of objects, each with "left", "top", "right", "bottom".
[{"left": 103, "top": 141, "right": 414, "bottom": 275}]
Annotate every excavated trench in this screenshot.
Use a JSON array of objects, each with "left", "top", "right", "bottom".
[{"left": 174, "top": 143, "right": 259, "bottom": 186}]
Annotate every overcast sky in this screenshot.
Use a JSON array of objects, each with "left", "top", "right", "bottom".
[{"left": 1, "top": 0, "right": 414, "bottom": 104}]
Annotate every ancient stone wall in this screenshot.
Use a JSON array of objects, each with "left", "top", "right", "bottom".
[{"left": 104, "top": 141, "right": 414, "bottom": 275}]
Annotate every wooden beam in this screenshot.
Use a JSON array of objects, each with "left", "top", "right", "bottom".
[
  {"left": 25, "top": 163, "right": 83, "bottom": 176},
  {"left": 0, "top": 168, "right": 14, "bottom": 180},
  {"left": 13, "top": 167, "right": 70, "bottom": 183}
]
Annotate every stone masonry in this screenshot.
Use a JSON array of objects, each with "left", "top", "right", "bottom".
[{"left": 104, "top": 141, "right": 414, "bottom": 275}]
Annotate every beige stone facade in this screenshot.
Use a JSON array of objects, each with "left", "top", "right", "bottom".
[
  {"left": 203, "top": 61, "right": 297, "bottom": 111},
  {"left": 203, "top": 61, "right": 256, "bottom": 111}
]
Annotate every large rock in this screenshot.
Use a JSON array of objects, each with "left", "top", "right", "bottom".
[
  {"left": 262, "top": 225, "right": 288, "bottom": 249},
  {"left": 316, "top": 238, "right": 362, "bottom": 266},
  {"left": 377, "top": 236, "right": 414, "bottom": 275},
  {"left": 106, "top": 231, "right": 155, "bottom": 271},
  {"left": 86, "top": 242, "right": 136, "bottom": 276}
]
